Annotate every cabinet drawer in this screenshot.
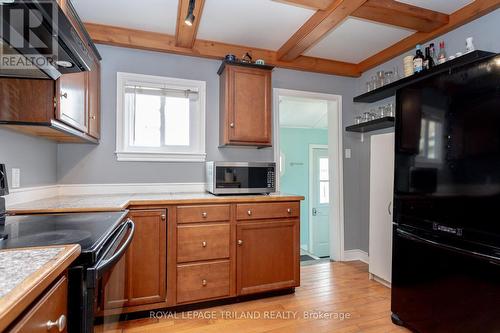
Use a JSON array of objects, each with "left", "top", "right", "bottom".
[
  {"left": 177, "top": 224, "right": 230, "bottom": 263},
  {"left": 177, "top": 261, "right": 230, "bottom": 303},
  {"left": 236, "top": 202, "right": 300, "bottom": 220},
  {"left": 9, "top": 275, "right": 68, "bottom": 333},
  {"left": 177, "top": 205, "right": 230, "bottom": 223}
]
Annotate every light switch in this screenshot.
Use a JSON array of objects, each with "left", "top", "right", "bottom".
[
  {"left": 345, "top": 149, "right": 352, "bottom": 159},
  {"left": 12, "top": 168, "right": 20, "bottom": 188}
]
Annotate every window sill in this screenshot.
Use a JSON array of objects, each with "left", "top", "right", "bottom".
[{"left": 116, "top": 151, "right": 206, "bottom": 162}]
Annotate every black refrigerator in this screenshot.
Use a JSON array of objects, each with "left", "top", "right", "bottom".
[{"left": 392, "top": 53, "right": 500, "bottom": 333}]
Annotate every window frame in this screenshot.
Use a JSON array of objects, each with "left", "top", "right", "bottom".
[{"left": 116, "top": 72, "right": 206, "bottom": 162}]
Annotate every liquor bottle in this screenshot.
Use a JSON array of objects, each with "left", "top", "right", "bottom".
[
  {"left": 429, "top": 43, "right": 437, "bottom": 64},
  {"left": 413, "top": 44, "right": 425, "bottom": 73},
  {"left": 424, "top": 47, "right": 435, "bottom": 70},
  {"left": 437, "top": 41, "right": 447, "bottom": 65}
]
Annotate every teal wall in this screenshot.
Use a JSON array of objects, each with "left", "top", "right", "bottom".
[{"left": 279, "top": 127, "right": 328, "bottom": 249}]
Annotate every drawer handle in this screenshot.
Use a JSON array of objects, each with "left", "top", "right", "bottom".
[
  {"left": 287, "top": 208, "right": 292, "bottom": 214},
  {"left": 202, "top": 279, "right": 207, "bottom": 286},
  {"left": 46, "top": 314, "right": 66, "bottom": 332},
  {"left": 202, "top": 212, "right": 207, "bottom": 218},
  {"left": 247, "top": 210, "right": 252, "bottom": 216},
  {"left": 202, "top": 241, "right": 207, "bottom": 247},
  {"left": 238, "top": 239, "right": 243, "bottom": 246}
]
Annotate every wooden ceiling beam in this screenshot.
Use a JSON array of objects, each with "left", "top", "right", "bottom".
[
  {"left": 357, "top": 0, "right": 500, "bottom": 73},
  {"left": 175, "top": 0, "right": 205, "bottom": 48},
  {"left": 84, "top": 23, "right": 361, "bottom": 77},
  {"left": 277, "top": 0, "right": 369, "bottom": 62},
  {"left": 273, "top": 0, "right": 335, "bottom": 11},
  {"left": 352, "top": 0, "right": 449, "bottom": 32}
]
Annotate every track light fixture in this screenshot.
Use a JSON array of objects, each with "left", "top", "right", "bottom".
[{"left": 184, "top": 0, "right": 196, "bottom": 26}]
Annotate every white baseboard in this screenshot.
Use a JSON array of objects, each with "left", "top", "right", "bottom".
[
  {"left": 5, "top": 182, "right": 206, "bottom": 206},
  {"left": 343, "top": 249, "right": 369, "bottom": 264},
  {"left": 300, "top": 244, "right": 308, "bottom": 251}
]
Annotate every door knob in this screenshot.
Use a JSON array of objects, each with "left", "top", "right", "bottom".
[
  {"left": 46, "top": 314, "right": 66, "bottom": 332},
  {"left": 312, "top": 208, "right": 317, "bottom": 216}
]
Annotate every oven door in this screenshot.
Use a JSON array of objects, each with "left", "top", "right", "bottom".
[
  {"left": 85, "top": 219, "right": 135, "bottom": 333},
  {"left": 392, "top": 226, "right": 500, "bottom": 333}
]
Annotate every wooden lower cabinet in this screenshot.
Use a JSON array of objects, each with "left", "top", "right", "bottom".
[
  {"left": 103, "top": 209, "right": 167, "bottom": 309},
  {"left": 236, "top": 220, "right": 300, "bottom": 295},
  {"left": 8, "top": 275, "right": 68, "bottom": 333},
  {"left": 177, "top": 261, "right": 231, "bottom": 303}
]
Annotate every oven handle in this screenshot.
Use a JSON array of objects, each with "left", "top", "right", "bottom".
[
  {"left": 87, "top": 219, "right": 135, "bottom": 287},
  {"left": 397, "top": 228, "right": 500, "bottom": 264}
]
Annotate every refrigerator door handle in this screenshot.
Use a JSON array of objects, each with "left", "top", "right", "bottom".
[{"left": 396, "top": 228, "right": 500, "bottom": 263}]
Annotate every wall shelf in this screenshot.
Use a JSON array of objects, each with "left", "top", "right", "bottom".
[
  {"left": 353, "top": 50, "right": 496, "bottom": 103},
  {"left": 346, "top": 117, "right": 395, "bottom": 133}
]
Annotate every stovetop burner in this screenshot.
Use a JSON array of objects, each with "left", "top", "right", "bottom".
[{"left": 0, "top": 211, "right": 128, "bottom": 253}]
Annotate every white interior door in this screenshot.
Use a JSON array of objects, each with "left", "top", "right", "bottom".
[
  {"left": 369, "top": 133, "right": 395, "bottom": 284},
  {"left": 310, "top": 147, "right": 330, "bottom": 257}
]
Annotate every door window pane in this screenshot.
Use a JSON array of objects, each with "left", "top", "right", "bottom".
[
  {"left": 319, "top": 157, "right": 329, "bottom": 181},
  {"left": 320, "top": 181, "right": 329, "bottom": 204}
]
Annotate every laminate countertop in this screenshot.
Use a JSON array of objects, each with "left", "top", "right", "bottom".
[
  {"left": 0, "top": 244, "right": 80, "bottom": 332},
  {"left": 7, "top": 192, "right": 304, "bottom": 215}
]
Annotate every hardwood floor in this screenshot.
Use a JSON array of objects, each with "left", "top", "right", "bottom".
[{"left": 99, "top": 261, "right": 410, "bottom": 333}]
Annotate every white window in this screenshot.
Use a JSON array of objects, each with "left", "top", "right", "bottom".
[{"left": 116, "top": 72, "right": 206, "bottom": 162}]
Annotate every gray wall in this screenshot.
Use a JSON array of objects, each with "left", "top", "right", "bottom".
[
  {"left": 0, "top": 128, "right": 57, "bottom": 187},
  {"left": 1, "top": 9, "right": 498, "bottom": 252}
]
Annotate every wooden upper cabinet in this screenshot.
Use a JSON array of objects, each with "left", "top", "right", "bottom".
[
  {"left": 103, "top": 210, "right": 167, "bottom": 309},
  {"left": 236, "top": 220, "right": 300, "bottom": 295},
  {"left": 56, "top": 72, "right": 88, "bottom": 132},
  {"left": 219, "top": 63, "right": 273, "bottom": 147},
  {"left": 87, "top": 59, "right": 101, "bottom": 139}
]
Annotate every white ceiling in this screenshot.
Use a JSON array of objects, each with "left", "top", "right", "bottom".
[
  {"left": 197, "top": 0, "right": 314, "bottom": 50},
  {"left": 73, "top": 0, "right": 473, "bottom": 63},
  {"left": 304, "top": 17, "right": 415, "bottom": 63},
  {"left": 279, "top": 96, "right": 328, "bottom": 129}
]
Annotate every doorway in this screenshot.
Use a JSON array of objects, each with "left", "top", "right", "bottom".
[{"left": 273, "top": 88, "right": 344, "bottom": 261}]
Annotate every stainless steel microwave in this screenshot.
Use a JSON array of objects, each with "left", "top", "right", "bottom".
[{"left": 206, "top": 162, "right": 276, "bottom": 195}]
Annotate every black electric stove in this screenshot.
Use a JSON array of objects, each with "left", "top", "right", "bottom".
[{"left": 0, "top": 211, "right": 128, "bottom": 264}]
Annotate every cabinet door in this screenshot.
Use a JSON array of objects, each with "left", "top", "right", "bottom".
[
  {"left": 87, "top": 59, "right": 100, "bottom": 139},
  {"left": 126, "top": 209, "right": 167, "bottom": 306},
  {"left": 56, "top": 72, "right": 88, "bottom": 132},
  {"left": 236, "top": 220, "right": 299, "bottom": 295},
  {"left": 228, "top": 66, "right": 272, "bottom": 145},
  {"left": 369, "top": 133, "right": 395, "bottom": 283},
  {"left": 103, "top": 210, "right": 167, "bottom": 309}
]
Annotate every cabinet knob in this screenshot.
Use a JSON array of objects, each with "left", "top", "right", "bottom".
[
  {"left": 46, "top": 314, "right": 66, "bottom": 332},
  {"left": 202, "top": 279, "right": 207, "bottom": 286},
  {"left": 237, "top": 239, "right": 243, "bottom": 246},
  {"left": 60, "top": 92, "right": 68, "bottom": 99},
  {"left": 91, "top": 115, "right": 96, "bottom": 120},
  {"left": 247, "top": 210, "right": 252, "bottom": 216},
  {"left": 230, "top": 122, "right": 235, "bottom": 128},
  {"left": 161, "top": 214, "right": 166, "bottom": 221},
  {"left": 287, "top": 208, "right": 292, "bottom": 214},
  {"left": 202, "top": 241, "right": 207, "bottom": 247},
  {"left": 202, "top": 212, "right": 207, "bottom": 218}
]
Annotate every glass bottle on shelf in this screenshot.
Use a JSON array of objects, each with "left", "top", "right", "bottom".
[
  {"left": 413, "top": 44, "right": 424, "bottom": 73},
  {"left": 438, "top": 41, "right": 447, "bottom": 64},
  {"left": 429, "top": 43, "right": 438, "bottom": 64}
]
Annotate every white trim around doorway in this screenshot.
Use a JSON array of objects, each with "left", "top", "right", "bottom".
[{"left": 273, "top": 88, "right": 345, "bottom": 261}]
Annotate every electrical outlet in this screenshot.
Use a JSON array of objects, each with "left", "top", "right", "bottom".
[
  {"left": 11, "top": 168, "right": 20, "bottom": 188},
  {"left": 345, "top": 149, "right": 352, "bottom": 159}
]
